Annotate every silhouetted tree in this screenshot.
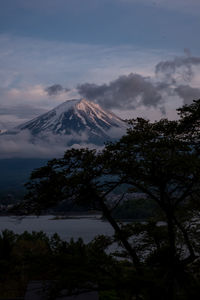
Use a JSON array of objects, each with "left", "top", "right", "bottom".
[{"left": 22, "top": 100, "right": 200, "bottom": 299}]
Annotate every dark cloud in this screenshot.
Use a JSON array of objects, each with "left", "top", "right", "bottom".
[
  {"left": 77, "top": 52, "right": 200, "bottom": 112},
  {"left": 77, "top": 73, "right": 163, "bottom": 110},
  {"left": 174, "top": 85, "right": 200, "bottom": 104},
  {"left": 45, "top": 84, "right": 70, "bottom": 96},
  {"left": 155, "top": 52, "right": 200, "bottom": 104},
  {"left": 155, "top": 54, "right": 200, "bottom": 83}
]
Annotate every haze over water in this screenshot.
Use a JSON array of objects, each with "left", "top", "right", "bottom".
[{"left": 0, "top": 215, "right": 114, "bottom": 243}]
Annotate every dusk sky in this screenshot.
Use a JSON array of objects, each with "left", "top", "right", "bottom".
[{"left": 1, "top": 0, "right": 200, "bottom": 130}]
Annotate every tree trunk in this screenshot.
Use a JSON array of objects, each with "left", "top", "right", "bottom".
[
  {"left": 99, "top": 197, "right": 142, "bottom": 274},
  {"left": 166, "top": 209, "right": 176, "bottom": 300}
]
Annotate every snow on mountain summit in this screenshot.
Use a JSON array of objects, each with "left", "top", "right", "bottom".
[{"left": 16, "top": 99, "right": 126, "bottom": 145}]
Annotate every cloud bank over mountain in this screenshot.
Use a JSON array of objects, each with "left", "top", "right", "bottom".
[
  {"left": 0, "top": 28, "right": 200, "bottom": 126},
  {"left": 77, "top": 74, "right": 163, "bottom": 110},
  {"left": 0, "top": 130, "right": 102, "bottom": 159},
  {"left": 77, "top": 52, "right": 200, "bottom": 112}
]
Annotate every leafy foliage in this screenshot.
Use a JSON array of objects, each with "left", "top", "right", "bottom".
[
  {"left": 10, "top": 99, "right": 200, "bottom": 299},
  {"left": 0, "top": 230, "right": 126, "bottom": 298}
]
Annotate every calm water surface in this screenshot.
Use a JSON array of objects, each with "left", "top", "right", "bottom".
[{"left": 0, "top": 215, "right": 114, "bottom": 243}]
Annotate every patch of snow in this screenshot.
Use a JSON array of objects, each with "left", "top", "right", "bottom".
[
  {"left": 55, "top": 99, "right": 80, "bottom": 116},
  {"left": 76, "top": 98, "right": 124, "bottom": 128},
  {"left": 73, "top": 109, "right": 87, "bottom": 125}
]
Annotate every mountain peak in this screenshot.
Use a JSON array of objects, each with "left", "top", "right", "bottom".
[
  {"left": 15, "top": 98, "right": 126, "bottom": 145},
  {"left": 54, "top": 99, "right": 80, "bottom": 116}
]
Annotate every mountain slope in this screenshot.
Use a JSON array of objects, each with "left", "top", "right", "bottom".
[
  {"left": 16, "top": 98, "right": 126, "bottom": 145},
  {"left": 0, "top": 100, "right": 127, "bottom": 201}
]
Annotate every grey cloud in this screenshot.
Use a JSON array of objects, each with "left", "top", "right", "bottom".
[
  {"left": 78, "top": 73, "right": 163, "bottom": 110},
  {"left": 155, "top": 55, "right": 200, "bottom": 83},
  {"left": 77, "top": 53, "right": 200, "bottom": 112},
  {"left": 154, "top": 52, "right": 200, "bottom": 105},
  {"left": 45, "top": 84, "right": 70, "bottom": 96},
  {"left": 174, "top": 85, "right": 200, "bottom": 104},
  {"left": 0, "top": 130, "right": 99, "bottom": 159}
]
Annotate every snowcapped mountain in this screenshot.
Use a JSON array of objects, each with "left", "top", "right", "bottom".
[
  {"left": 15, "top": 99, "right": 126, "bottom": 145},
  {"left": 0, "top": 100, "right": 126, "bottom": 192}
]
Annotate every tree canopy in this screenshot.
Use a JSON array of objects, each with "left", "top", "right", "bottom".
[{"left": 20, "top": 99, "right": 200, "bottom": 299}]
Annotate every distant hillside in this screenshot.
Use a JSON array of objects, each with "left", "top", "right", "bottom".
[{"left": 0, "top": 158, "right": 48, "bottom": 203}]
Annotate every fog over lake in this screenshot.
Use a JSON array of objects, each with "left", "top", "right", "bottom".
[{"left": 0, "top": 215, "right": 114, "bottom": 243}]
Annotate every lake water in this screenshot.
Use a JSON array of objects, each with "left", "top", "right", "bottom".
[{"left": 0, "top": 215, "right": 114, "bottom": 243}]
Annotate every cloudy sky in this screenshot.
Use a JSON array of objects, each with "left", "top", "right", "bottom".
[{"left": 0, "top": 0, "right": 200, "bottom": 130}]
